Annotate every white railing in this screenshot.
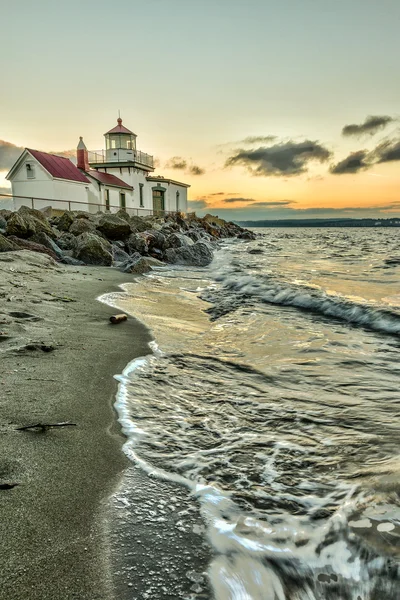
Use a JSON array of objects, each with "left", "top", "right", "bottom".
[{"left": 88, "top": 149, "right": 154, "bottom": 168}]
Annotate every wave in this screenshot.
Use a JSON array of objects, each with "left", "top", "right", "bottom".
[{"left": 207, "top": 268, "right": 400, "bottom": 335}]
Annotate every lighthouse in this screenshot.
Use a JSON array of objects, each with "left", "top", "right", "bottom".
[{"left": 104, "top": 117, "right": 137, "bottom": 163}]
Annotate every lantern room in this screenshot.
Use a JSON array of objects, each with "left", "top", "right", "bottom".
[{"left": 104, "top": 117, "right": 137, "bottom": 162}]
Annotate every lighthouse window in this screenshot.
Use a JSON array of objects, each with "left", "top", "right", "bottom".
[
  {"left": 139, "top": 183, "right": 144, "bottom": 207},
  {"left": 120, "top": 192, "right": 126, "bottom": 210},
  {"left": 26, "top": 163, "right": 35, "bottom": 179}
]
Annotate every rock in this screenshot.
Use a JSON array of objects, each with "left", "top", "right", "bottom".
[
  {"left": 126, "top": 232, "right": 149, "bottom": 255},
  {"left": 0, "top": 209, "right": 12, "bottom": 221},
  {"left": 96, "top": 214, "right": 132, "bottom": 240},
  {"left": 112, "top": 244, "right": 131, "bottom": 265},
  {"left": 0, "top": 234, "right": 19, "bottom": 252},
  {"left": 6, "top": 206, "right": 56, "bottom": 239},
  {"left": 130, "top": 215, "right": 151, "bottom": 233},
  {"left": 145, "top": 230, "right": 166, "bottom": 253},
  {"left": 30, "top": 232, "right": 64, "bottom": 259},
  {"left": 248, "top": 248, "right": 264, "bottom": 254},
  {"left": 122, "top": 256, "right": 154, "bottom": 274},
  {"left": 115, "top": 209, "right": 131, "bottom": 223},
  {"left": 39, "top": 206, "right": 53, "bottom": 219},
  {"left": 0, "top": 215, "right": 7, "bottom": 233},
  {"left": 164, "top": 241, "right": 213, "bottom": 266},
  {"left": 56, "top": 211, "right": 74, "bottom": 232},
  {"left": 73, "top": 232, "right": 112, "bottom": 266},
  {"left": 185, "top": 229, "right": 204, "bottom": 242},
  {"left": 60, "top": 256, "right": 85, "bottom": 266},
  {"left": 8, "top": 236, "right": 58, "bottom": 260},
  {"left": 164, "top": 233, "right": 194, "bottom": 250},
  {"left": 57, "top": 232, "right": 77, "bottom": 251},
  {"left": 238, "top": 230, "right": 256, "bottom": 240},
  {"left": 69, "top": 218, "right": 96, "bottom": 236}
]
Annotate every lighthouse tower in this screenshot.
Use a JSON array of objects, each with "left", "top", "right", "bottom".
[{"left": 105, "top": 117, "right": 137, "bottom": 162}]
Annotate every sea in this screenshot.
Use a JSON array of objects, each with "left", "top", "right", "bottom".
[{"left": 103, "top": 227, "right": 400, "bottom": 600}]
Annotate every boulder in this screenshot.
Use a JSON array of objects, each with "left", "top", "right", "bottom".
[
  {"left": 164, "top": 241, "right": 213, "bottom": 267},
  {"left": 130, "top": 215, "right": 151, "bottom": 232},
  {"left": 121, "top": 255, "right": 154, "bottom": 274},
  {"left": 6, "top": 206, "right": 56, "bottom": 239},
  {"left": 73, "top": 232, "right": 112, "bottom": 266},
  {"left": 56, "top": 211, "right": 75, "bottom": 232},
  {"left": 0, "top": 215, "right": 7, "bottom": 233},
  {"left": 30, "top": 232, "right": 64, "bottom": 259},
  {"left": 60, "top": 256, "right": 86, "bottom": 266},
  {"left": 112, "top": 244, "right": 131, "bottom": 265},
  {"left": 8, "top": 236, "right": 58, "bottom": 260},
  {"left": 115, "top": 209, "right": 131, "bottom": 223},
  {"left": 96, "top": 214, "right": 132, "bottom": 240},
  {"left": 70, "top": 218, "right": 96, "bottom": 236},
  {"left": 164, "top": 233, "right": 194, "bottom": 250},
  {"left": 57, "top": 232, "right": 77, "bottom": 251},
  {"left": 126, "top": 232, "right": 148, "bottom": 256},
  {"left": 238, "top": 230, "right": 256, "bottom": 240},
  {"left": 0, "top": 233, "right": 19, "bottom": 252}
]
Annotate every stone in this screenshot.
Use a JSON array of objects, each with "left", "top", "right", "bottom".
[
  {"left": 57, "top": 233, "right": 77, "bottom": 251},
  {"left": 6, "top": 206, "right": 56, "bottom": 239},
  {"left": 126, "top": 233, "right": 148, "bottom": 255},
  {"left": 60, "top": 256, "right": 86, "bottom": 266},
  {"left": 164, "top": 240, "right": 213, "bottom": 266},
  {"left": 122, "top": 256, "right": 153, "bottom": 274},
  {"left": 96, "top": 214, "right": 132, "bottom": 240},
  {"left": 112, "top": 244, "right": 131, "bottom": 265},
  {"left": 73, "top": 232, "right": 112, "bottom": 266},
  {"left": 248, "top": 247, "right": 264, "bottom": 254},
  {"left": 69, "top": 218, "right": 96, "bottom": 236},
  {"left": 238, "top": 230, "right": 256, "bottom": 240},
  {"left": 115, "top": 209, "right": 131, "bottom": 223},
  {"left": 0, "top": 234, "right": 19, "bottom": 252},
  {"left": 0, "top": 215, "right": 7, "bottom": 233},
  {"left": 30, "top": 232, "right": 64, "bottom": 259},
  {"left": 56, "top": 211, "right": 75, "bottom": 232},
  {"left": 8, "top": 236, "right": 58, "bottom": 260},
  {"left": 164, "top": 232, "right": 194, "bottom": 250},
  {"left": 130, "top": 215, "right": 151, "bottom": 232}
]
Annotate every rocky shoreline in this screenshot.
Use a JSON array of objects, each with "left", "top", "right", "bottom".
[{"left": 0, "top": 206, "right": 255, "bottom": 271}]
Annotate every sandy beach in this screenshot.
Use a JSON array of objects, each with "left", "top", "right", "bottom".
[{"left": 0, "top": 250, "right": 152, "bottom": 600}]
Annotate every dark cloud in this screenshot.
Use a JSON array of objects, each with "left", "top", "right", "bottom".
[
  {"left": 187, "top": 199, "right": 209, "bottom": 210},
  {"left": 0, "top": 140, "right": 24, "bottom": 171},
  {"left": 189, "top": 165, "right": 205, "bottom": 176},
  {"left": 225, "top": 140, "right": 332, "bottom": 177},
  {"left": 248, "top": 200, "right": 297, "bottom": 207},
  {"left": 342, "top": 115, "right": 394, "bottom": 137},
  {"left": 223, "top": 197, "right": 255, "bottom": 204},
  {"left": 165, "top": 156, "right": 205, "bottom": 176},
  {"left": 165, "top": 156, "right": 187, "bottom": 170},
  {"left": 372, "top": 138, "right": 400, "bottom": 164},
  {"left": 241, "top": 135, "right": 277, "bottom": 144},
  {"left": 330, "top": 150, "right": 371, "bottom": 174},
  {"left": 209, "top": 192, "right": 225, "bottom": 196}
]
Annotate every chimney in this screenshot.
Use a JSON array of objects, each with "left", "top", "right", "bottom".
[{"left": 77, "top": 137, "right": 89, "bottom": 172}]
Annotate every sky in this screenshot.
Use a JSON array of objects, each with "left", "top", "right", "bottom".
[{"left": 1, "top": 0, "right": 400, "bottom": 220}]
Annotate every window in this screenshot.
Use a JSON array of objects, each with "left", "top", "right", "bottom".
[
  {"left": 139, "top": 183, "right": 144, "bottom": 207},
  {"left": 176, "top": 191, "right": 180, "bottom": 211},
  {"left": 105, "top": 189, "right": 110, "bottom": 211},
  {"left": 26, "top": 163, "right": 35, "bottom": 179},
  {"left": 120, "top": 192, "right": 126, "bottom": 210}
]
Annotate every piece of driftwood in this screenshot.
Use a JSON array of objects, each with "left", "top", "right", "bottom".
[
  {"left": 16, "top": 422, "right": 77, "bottom": 432},
  {"left": 110, "top": 314, "right": 128, "bottom": 324},
  {"left": 0, "top": 482, "right": 19, "bottom": 490}
]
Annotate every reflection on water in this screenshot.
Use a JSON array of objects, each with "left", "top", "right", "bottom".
[{"left": 105, "top": 228, "right": 400, "bottom": 599}]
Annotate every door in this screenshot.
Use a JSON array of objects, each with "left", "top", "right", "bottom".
[{"left": 152, "top": 189, "right": 165, "bottom": 215}]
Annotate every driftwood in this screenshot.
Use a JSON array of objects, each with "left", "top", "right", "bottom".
[
  {"left": 16, "top": 422, "right": 77, "bottom": 432},
  {"left": 0, "top": 482, "right": 19, "bottom": 490},
  {"left": 110, "top": 313, "right": 128, "bottom": 324}
]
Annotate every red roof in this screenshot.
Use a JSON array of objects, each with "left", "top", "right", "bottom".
[
  {"left": 105, "top": 118, "right": 136, "bottom": 136},
  {"left": 86, "top": 170, "right": 132, "bottom": 190},
  {"left": 27, "top": 149, "right": 90, "bottom": 183}
]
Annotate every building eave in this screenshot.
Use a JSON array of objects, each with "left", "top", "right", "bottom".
[
  {"left": 89, "top": 161, "right": 155, "bottom": 172},
  {"left": 146, "top": 176, "right": 190, "bottom": 188}
]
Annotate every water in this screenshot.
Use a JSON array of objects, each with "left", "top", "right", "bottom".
[{"left": 103, "top": 228, "right": 400, "bottom": 599}]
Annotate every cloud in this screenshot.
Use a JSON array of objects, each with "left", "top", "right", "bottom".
[
  {"left": 330, "top": 150, "right": 371, "bottom": 174},
  {"left": 187, "top": 199, "right": 209, "bottom": 210},
  {"left": 165, "top": 156, "right": 187, "bottom": 170},
  {"left": 241, "top": 135, "right": 277, "bottom": 144},
  {"left": 189, "top": 165, "right": 205, "bottom": 176},
  {"left": 210, "top": 192, "right": 225, "bottom": 196},
  {"left": 0, "top": 140, "right": 24, "bottom": 171},
  {"left": 225, "top": 140, "right": 332, "bottom": 177},
  {"left": 247, "top": 200, "right": 297, "bottom": 207},
  {"left": 372, "top": 138, "right": 400, "bottom": 164},
  {"left": 342, "top": 115, "right": 394, "bottom": 137},
  {"left": 165, "top": 156, "right": 205, "bottom": 176},
  {"left": 223, "top": 197, "right": 255, "bottom": 204}
]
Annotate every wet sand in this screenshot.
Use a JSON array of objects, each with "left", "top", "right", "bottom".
[{"left": 0, "top": 250, "right": 152, "bottom": 600}]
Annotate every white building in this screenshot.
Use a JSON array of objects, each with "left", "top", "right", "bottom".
[{"left": 6, "top": 118, "right": 189, "bottom": 215}]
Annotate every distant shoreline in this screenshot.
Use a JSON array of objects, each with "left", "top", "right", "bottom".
[{"left": 237, "top": 217, "right": 400, "bottom": 228}]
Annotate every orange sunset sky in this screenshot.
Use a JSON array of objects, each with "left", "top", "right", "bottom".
[{"left": 1, "top": 0, "right": 399, "bottom": 220}]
